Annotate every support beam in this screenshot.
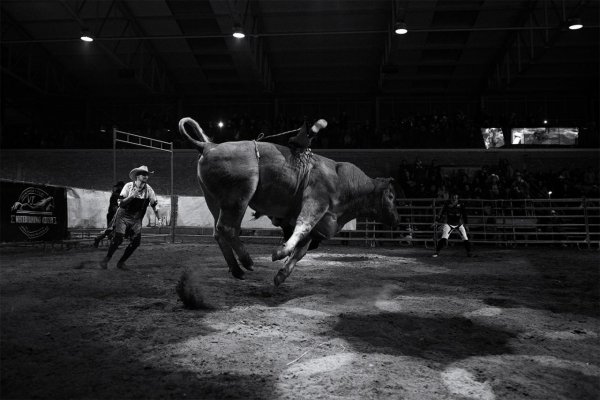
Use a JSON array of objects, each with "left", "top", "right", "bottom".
[
  {"left": 480, "top": 0, "right": 589, "bottom": 94},
  {"left": 1, "top": 11, "right": 80, "bottom": 95},
  {"left": 208, "top": 0, "right": 274, "bottom": 94},
  {"left": 59, "top": 0, "right": 177, "bottom": 94},
  {"left": 378, "top": 2, "right": 396, "bottom": 92}
]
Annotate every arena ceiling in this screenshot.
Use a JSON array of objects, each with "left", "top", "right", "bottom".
[{"left": 1, "top": 0, "right": 599, "bottom": 101}]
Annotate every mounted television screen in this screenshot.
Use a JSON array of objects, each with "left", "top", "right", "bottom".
[
  {"left": 511, "top": 127, "right": 545, "bottom": 145},
  {"left": 548, "top": 127, "right": 578, "bottom": 145},
  {"left": 481, "top": 128, "right": 505, "bottom": 149},
  {"left": 511, "top": 127, "right": 578, "bottom": 145}
]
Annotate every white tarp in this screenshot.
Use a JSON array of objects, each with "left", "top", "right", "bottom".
[
  {"left": 176, "top": 196, "right": 275, "bottom": 229},
  {"left": 66, "top": 188, "right": 355, "bottom": 231},
  {"left": 67, "top": 187, "right": 171, "bottom": 228},
  {"left": 67, "top": 188, "right": 110, "bottom": 228},
  {"left": 176, "top": 195, "right": 356, "bottom": 230}
]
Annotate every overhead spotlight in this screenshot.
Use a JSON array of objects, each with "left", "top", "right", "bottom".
[
  {"left": 543, "top": 119, "right": 548, "bottom": 125},
  {"left": 232, "top": 24, "right": 245, "bottom": 39},
  {"left": 394, "top": 21, "right": 408, "bottom": 35},
  {"left": 568, "top": 17, "right": 583, "bottom": 30},
  {"left": 80, "top": 28, "right": 94, "bottom": 42},
  {"left": 218, "top": 121, "right": 224, "bottom": 128}
]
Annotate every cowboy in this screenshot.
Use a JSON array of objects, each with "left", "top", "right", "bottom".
[
  {"left": 433, "top": 193, "right": 472, "bottom": 257},
  {"left": 100, "top": 166, "right": 159, "bottom": 269},
  {"left": 288, "top": 120, "right": 312, "bottom": 149},
  {"left": 288, "top": 118, "right": 328, "bottom": 150},
  {"left": 93, "top": 180, "right": 125, "bottom": 247}
]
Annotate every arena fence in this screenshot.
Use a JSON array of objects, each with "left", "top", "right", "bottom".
[
  {"left": 99, "top": 197, "right": 598, "bottom": 249},
  {"left": 356, "top": 197, "right": 600, "bottom": 249},
  {"left": 4, "top": 185, "right": 599, "bottom": 249}
]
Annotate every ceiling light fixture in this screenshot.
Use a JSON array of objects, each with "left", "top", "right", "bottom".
[
  {"left": 80, "top": 28, "right": 93, "bottom": 42},
  {"left": 394, "top": 21, "right": 408, "bottom": 35},
  {"left": 232, "top": 24, "right": 245, "bottom": 39},
  {"left": 568, "top": 17, "right": 583, "bottom": 30}
]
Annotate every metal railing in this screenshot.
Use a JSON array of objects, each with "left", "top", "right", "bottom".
[
  {"left": 347, "top": 198, "right": 600, "bottom": 249},
  {"left": 19, "top": 197, "right": 600, "bottom": 250},
  {"left": 168, "top": 197, "right": 599, "bottom": 249}
]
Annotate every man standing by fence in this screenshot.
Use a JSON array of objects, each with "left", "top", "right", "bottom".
[
  {"left": 93, "top": 180, "right": 125, "bottom": 247},
  {"left": 100, "top": 165, "right": 159, "bottom": 270},
  {"left": 433, "top": 193, "right": 472, "bottom": 257}
]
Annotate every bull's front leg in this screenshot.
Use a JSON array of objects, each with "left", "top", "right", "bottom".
[
  {"left": 272, "top": 194, "right": 327, "bottom": 261},
  {"left": 274, "top": 238, "right": 312, "bottom": 286}
]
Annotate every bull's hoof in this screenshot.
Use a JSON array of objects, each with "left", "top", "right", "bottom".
[
  {"left": 240, "top": 257, "right": 254, "bottom": 271},
  {"left": 273, "top": 270, "right": 287, "bottom": 286},
  {"left": 230, "top": 267, "right": 245, "bottom": 280},
  {"left": 272, "top": 246, "right": 287, "bottom": 261}
]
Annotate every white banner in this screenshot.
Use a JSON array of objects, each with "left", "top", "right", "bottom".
[
  {"left": 67, "top": 187, "right": 171, "bottom": 228},
  {"left": 67, "top": 188, "right": 110, "bottom": 228},
  {"left": 176, "top": 196, "right": 274, "bottom": 228},
  {"left": 66, "top": 189, "right": 355, "bottom": 231},
  {"left": 176, "top": 195, "right": 355, "bottom": 230}
]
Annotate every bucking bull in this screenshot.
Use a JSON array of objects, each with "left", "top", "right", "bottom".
[{"left": 179, "top": 117, "right": 400, "bottom": 286}]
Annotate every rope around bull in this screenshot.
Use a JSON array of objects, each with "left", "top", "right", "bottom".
[
  {"left": 252, "top": 128, "right": 301, "bottom": 160},
  {"left": 255, "top": 128, "right": 300, "bottom": 142}
]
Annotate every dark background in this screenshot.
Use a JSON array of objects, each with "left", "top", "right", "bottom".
[{"left": 1, "top": 0, "right": 598, "bottom": 149}]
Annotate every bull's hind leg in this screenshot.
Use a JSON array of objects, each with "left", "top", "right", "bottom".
[
  {"left": 274, "top": 238, "right": 312, "bottom": 286},
  {"left": 203, "top": 192, "right": 246, "bottom": 279},
  {"left": 215, "top": 186, "right": 261, "bottom": 277},
  {"left": 219, "top": 175, "right": 259, "bottom": 273},
  {"left": 230, "top": 227, "right": 254, "bottom": 271},
  {"left": 215, "top": 207, "right": 253, "bottom": 280}
]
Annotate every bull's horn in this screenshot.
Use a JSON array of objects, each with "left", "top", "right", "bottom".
[{"left": 311, "top": 119, "right": 328, "bottom": 133}]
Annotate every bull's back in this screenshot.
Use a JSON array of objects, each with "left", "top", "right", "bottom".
[{"left": 197, "top": 141, "right": 300, "bottom": 215}]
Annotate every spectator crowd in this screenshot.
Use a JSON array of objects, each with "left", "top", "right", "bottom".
[
  {"left": 2, "top": 109, "right": 597, "bottom": 150},
  {"left": 393, "top": 157, "right": 599, "bottom": 200}
]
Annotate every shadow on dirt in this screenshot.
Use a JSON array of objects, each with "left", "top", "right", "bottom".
[
  {"left": 2, "top": 340, "right": 277, "bottom": 399},
  {"left": 409, "top": 270, "right": 599, "bottom": 317},
  {"left": 1, "top": 305, "right": 275, "bottom": 399},
  {"left": 331, "top": 312, "right": 515, "bottom": 363},
  {"left": 315, "top": 256, "right": 372, "bottom": 262}
]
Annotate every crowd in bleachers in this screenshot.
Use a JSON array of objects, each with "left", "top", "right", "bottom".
[
  {"left": 394, "top": 157, "right": 600, "bottom": 200},
  {"left": 3, "top": 108, "right": 597, "bottom": 149}
]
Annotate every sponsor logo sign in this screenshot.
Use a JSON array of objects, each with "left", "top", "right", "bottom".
[
  {"left": 10, "top": 187, "right": 57, "bottom": 239},
  {"left": 1, "top": 181, "right": 67, "bottom": 242}
]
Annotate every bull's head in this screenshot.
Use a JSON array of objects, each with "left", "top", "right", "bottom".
[{"left": 375, "top": 178, "right": 400, "bottom": 228}]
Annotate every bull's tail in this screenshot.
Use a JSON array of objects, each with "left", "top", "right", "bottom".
[{"left": 178, "top": 117, "right": 212, "bottom": 151}]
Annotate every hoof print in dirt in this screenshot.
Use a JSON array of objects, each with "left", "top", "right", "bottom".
[{"left": 176, "top": 269, "right": 209, "bottom": 309}]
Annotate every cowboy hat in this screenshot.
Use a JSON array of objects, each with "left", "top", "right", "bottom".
[{"left": 129, "top": 165, "right": 151, "bottom": 181}]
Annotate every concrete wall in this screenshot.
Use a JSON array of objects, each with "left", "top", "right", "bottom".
[{"left": 1, "top": 148, "right": 598, "bottom": 196}]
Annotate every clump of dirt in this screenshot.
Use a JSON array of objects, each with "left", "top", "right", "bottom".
[{"left": 176, "top": 268, "right": 209, "bottom": 309}]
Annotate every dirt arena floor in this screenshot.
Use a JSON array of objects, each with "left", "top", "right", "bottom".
[{"left": 1, "top": 241, "right": 598, "bottom": 400}]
